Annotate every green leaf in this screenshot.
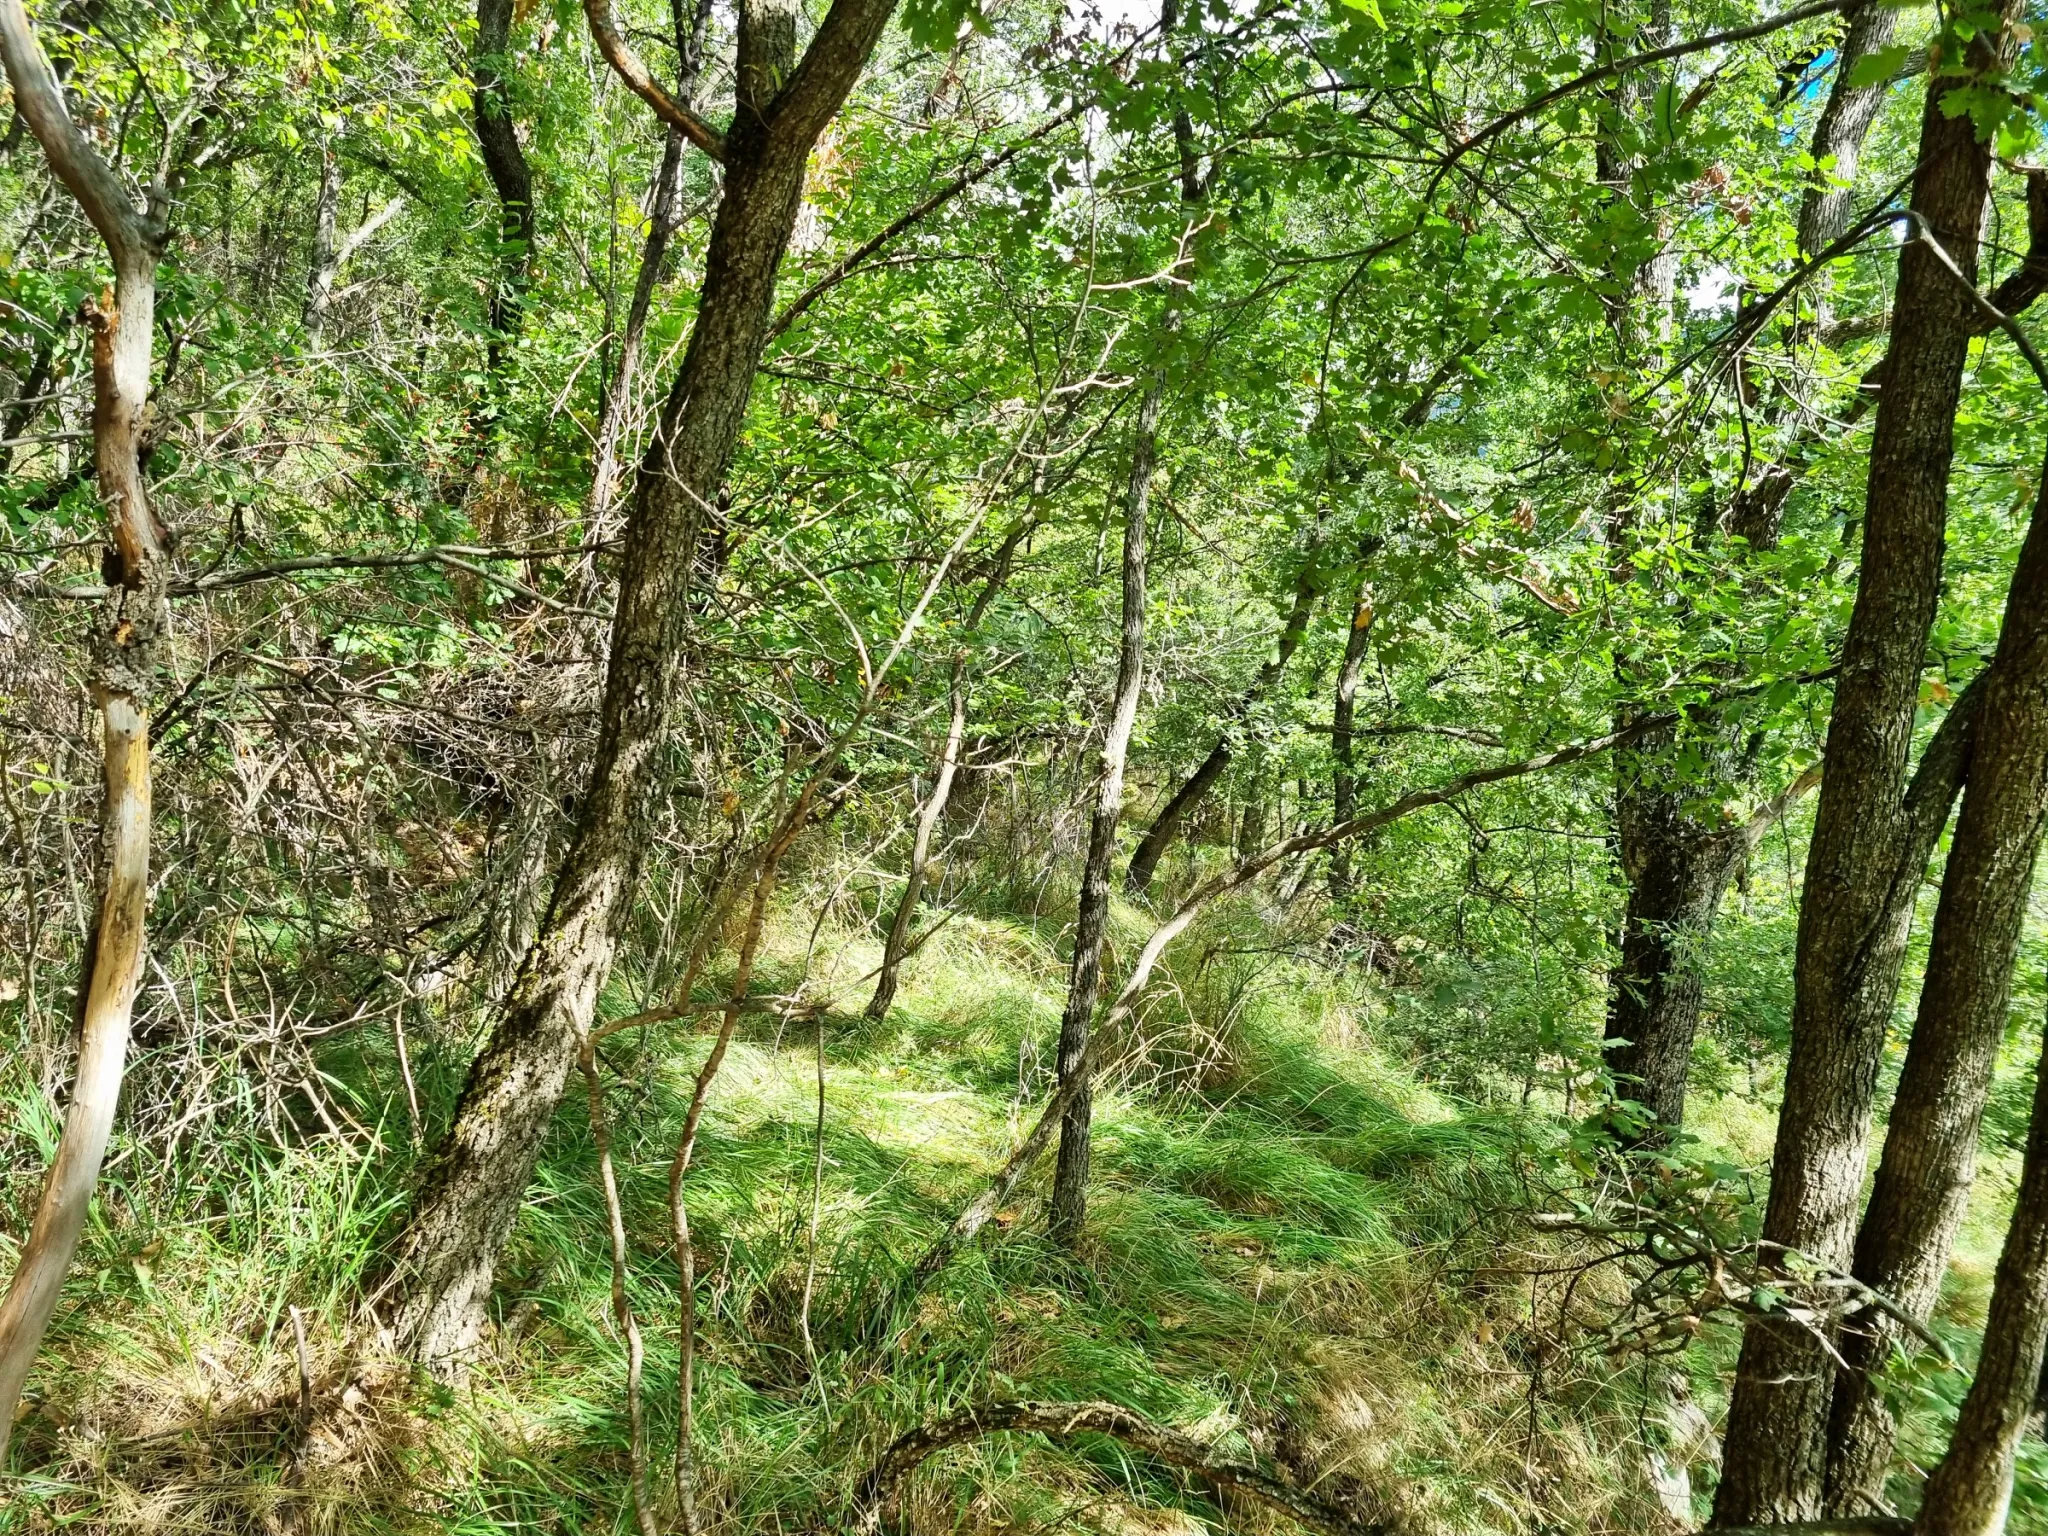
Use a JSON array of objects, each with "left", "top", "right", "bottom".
[{"left": 1846, "top": 43, "right": 1910, "bottom": 88}]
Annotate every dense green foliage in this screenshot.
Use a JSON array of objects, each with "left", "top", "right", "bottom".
[{"left": 6, "top": 0, "right": 2048, "bottom": 1526}]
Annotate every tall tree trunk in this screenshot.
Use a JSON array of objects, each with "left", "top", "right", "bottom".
[
  {"left": 1913, "top": 1012, "right": 2048, "bottom": 1535},
  {"left": 1124, "top": 559, "right": 1319, "bottom": 895},
  {"left": 588, "top": 0, "right": 714, "bottom": 530},
  {"left": 1797, "top": 1, "right": 1900, "bottom": 269},
  {"left": 381, "top": 0, "right": 903, "bottom": 1369},
  {"left": 867, "top": 514, "right": 1033, "bottom": 1020},
  {"left": 1326, "top": 581, "right": 1374, "bottom": 901},
  {"left": 0, "top": 0, "right": 171, "bottom": 1459},
  {"left": 1712, "top": 11, "right": 2019, "bottom": 1519},
  {"left": 472, "top": 0, "right": 537, "bottom": 432},
  {"left": 1824, "top": 465, "right": 2048, "bottom": 1512},
  {"left": 1045, "top": 366, "right": 1159, "bottom": 1248}
]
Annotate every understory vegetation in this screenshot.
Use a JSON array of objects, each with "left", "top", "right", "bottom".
[{"left": 9, "top": 0, "right": 2048, "bottom": 1526}]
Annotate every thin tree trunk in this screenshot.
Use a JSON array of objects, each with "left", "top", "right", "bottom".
[
  {"left": 381, "top": 0, "right": 903, "bottom": 1369},
  {"left": 1124, "top": 560, "right": 1319, "bottom": 895},
  {"left": 303, "top": 143, "right": 340, "bottom": 337},
  {"left": 866, "top": 515, "right": 1032, "bottom": 1020},
  {"left": 1326, "top": 582, "right": 1374, "bottom": 901},
  {"left": 587, "top": 0, "right": 713, "bottom": 530},
  {"left": 472, "top": 0, "right": 537, "bottom": 432},
  {"left": 0, "top": 0, "right": 171, "bottom": 1459},
  {"left": 1825, "top": 465, "right": 2048, "bottom": 1512},
  {"left": 1912, "top": 1012, "right": 2048, "bottom": 1535},
  {"left": 1713, "top": 11, "right": 2020, "bottom": 1518},
  {"left": 1045, "top": 366, "right": 1160, "bottom": 1248}
]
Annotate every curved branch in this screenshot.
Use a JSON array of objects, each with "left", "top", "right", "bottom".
[
  {"left": 853, "top": 1400, "right": 1393, "bottom": 1536},
  {"left": 0, "top": 0, "right": 155, "bottom": 262},
  {"left": 770, "top": 102, "right": 1087, "bottom": 338},
  {"left": 582, "top": 0, "right": 727, "bottom": 161}
]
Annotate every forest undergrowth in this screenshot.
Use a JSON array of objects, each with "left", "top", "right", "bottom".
[{"left": 0, "top": 842, "right": 2037, "bottom": 1536}]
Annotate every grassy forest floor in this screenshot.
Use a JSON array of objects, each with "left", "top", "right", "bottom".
[{"left": 1, "top": 867, "right": 2041, "bottom": 1534}]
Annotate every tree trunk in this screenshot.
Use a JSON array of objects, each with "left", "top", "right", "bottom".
[
  {"left": 1913, "top": 1012, "right": 2048, "bottom": 1535},
  {"left": 1824, "top": 465, "right": 2048, "bottom": 1512},
  {"left": 303, "top": 143, "right": 341, "bottom": 337},
  {"left": 1326, "top": 583, "right": 1374, "bottom": 901},
  {"left": 587, "top": 0, "right": 713, "bottom": 530},
  {"left": 1046, "top": 367, "right": 1160, "bottom": 1248},
  {"left": 1125, "top": 560, "right": 1319, "bottom": 895},
  {"left": 1603, "top": 756, "right": 1747, "bottom": 1129},
  {"left": 866, "top": 514, "right": 1032, "bottom": 1020},
  {"left": 472, "top": 0, "right": 537, "bottom": 425},
  {"left": 1797, "top": 1, "right": 1901, "bottom": 262},
  {"left": 381, "top": 0, "right": 903, "bottom": 1369},
  {"left": 0, "top": 0, "right": 171, "bottom": 1459},
  {"left": 1712, "top": 14, "right": 2018, "bottom": 1518}
]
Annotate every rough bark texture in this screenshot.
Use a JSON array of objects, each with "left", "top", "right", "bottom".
[
  {"left": 1825, "top": 467, "right": 2048, "bottom": 1512},
  {"left": 1796, "top": 0, "right": 1900, "bottom": 260},
  {"left": 1046, "top": 370, "right": 1158, "bottom": 1247},
  {"left": 382, "top": 0, "right": 902, "bottom": 1369},
  {"left": 1603, "top": 744, "right": 1748, "bottom": 1129},
  {"left": 1913, "top": 1016, "right": 2048, "bottom": 1534},
  {"left": 1124, "top": 559, "right": 1318, "bottom": 895},
  {"left": 1712, "top": 15, "right": 2018, "bottom": 1518},
  {"left": 0, "top": 0, "right": 169, "bottom": 1458},
  {"left": 1326, "top": 583, "right": 1374, "bottom": 901}
]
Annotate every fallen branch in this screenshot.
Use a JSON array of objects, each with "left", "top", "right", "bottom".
[{"left": 851, "top": 1399, "right": 1392, "bottom": 1536}]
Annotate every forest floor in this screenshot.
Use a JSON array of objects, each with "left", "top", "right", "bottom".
[{"left": 0, "top": 878, "right": 2037, "bottom": 1534}]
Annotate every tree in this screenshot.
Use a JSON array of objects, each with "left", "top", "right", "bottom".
[
  {"left": 1713, "top": 5, "right": 2026, "bottom": 1518},
  {"left": 0, "top": 0, "right": 179, "bottom": 1456},
  {"left": 381, "top": 0, "right": 909, "bottom": 1367}
]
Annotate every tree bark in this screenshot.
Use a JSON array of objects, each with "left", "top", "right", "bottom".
[
  {"left": 1824, "top": 462, "right": 2048, "bottom": 1512},
  {"left": 1124, "top": 558, "right": 1319, "bottom": 895},
  {"left": 1797, "top": 1, "right": 1900, "bottom": 263},
  {"left": 1045, "top": 367, "right": 1160, "bottom": 1248},
  {"left": 1912, "top": 1012, "right": 2048, "bottom": 1535},
  {"left": 1326, "top": 581, "right": 1375, "bottom": 901},
  {"left": 0, "top": 0, "right": 171, "bottom": 1460},
  {"left": 380, "top": 0, "right": 902, "bottom": 1369},
  {"left": 472, "top": 0, "right": 537, "bottom": 424},
  {"left": 587, "top": 0, "right": 714, "bottom": 530},
  {"left": 1712, "top": 12, "right": 2019, "bottom": 1518}
]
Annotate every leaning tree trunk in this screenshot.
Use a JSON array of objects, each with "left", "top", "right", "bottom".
[
  {"left": 1797, "top": 0, "right": 1901, "bottom": 280},
  {"left": 1045, "top": 366, "right": 1161, "bottom": 1248},
  {"left": 1913, "top": 1007, "right": 2048, "bottom": 1535},
  {"left": 0, "top": 0, "right": 172, "bottom": 1459},
  {"left": 867, "top": 514, "right": 1033, "bottom": 1020},
  {"left": 1124, "top": 557, "right": 1318, "bottom": 896},
  {"left": 1824, "top": 451, "right": 2048, "bottom": 1512},
  {"left": 1713, "top": 10, "right": 2019, "bottom": 1520},
  {"left": 382, "top": 0, "right": 904, "bottom": 1369}
]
